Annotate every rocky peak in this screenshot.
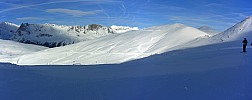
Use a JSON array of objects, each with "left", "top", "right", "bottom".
[{"left": 11, "top": 23, "right": 115, "bottom": 47}]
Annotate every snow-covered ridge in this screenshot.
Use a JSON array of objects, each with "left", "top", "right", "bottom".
[
  {"left": 5, "top": 16, "right": 252, "bottom": 65},
  {"left": 1, "top": 22, "right": 19, "bottom": 27},
  {"left": 111, "top": 25, "right": 139, "bottom": 33},
  {"left": 0, "top": 22, "right": 19, "bottom": 40},
  {"left": 212, "top": 16, "right": 252, "bottom": 41},
  {"left": 11, "top": 23, "right": 209, "bottom": 65},
  {"left": 11, "top": 23, "right": 115, "bottom": 47}
]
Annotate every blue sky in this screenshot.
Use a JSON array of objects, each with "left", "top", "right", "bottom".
[{"left": 0, "top": 0, "right": 252, "bottom": 31}]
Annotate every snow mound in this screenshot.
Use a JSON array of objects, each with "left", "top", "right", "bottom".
[
  {"left": 0, "top": 39, "right": 48, "bottom": 63},
  {"left": 11, "top": 23, "right": 115, "bottom": 47},
  {"left": 0, "top": 22, "right": 19, "bottom": 40},
  {"left": 11, "top": 23, "right": 208, "bottom": 65},
  {"left": 111, "top": 25, "right": 139, "bottom": 33}
]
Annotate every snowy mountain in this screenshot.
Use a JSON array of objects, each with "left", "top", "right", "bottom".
[
  {"left": 111, "top": 25, "right": 139, "bottom": 33},
  {"left": 4, "top": 16, "right": 252, "bottom": 65},
  {"left": 183, "top": 16, "right": 252, "bottom": 48},
  {"left": 1, "top": 35, "right": 252, "bottom": 100},
  {"left": 10, "top": 23, "right": 209, "bottom": 65},
  {"left": 1, "top": 24, "right": 252, "bottom": 100},
  {"left": 11, "top": 23, "right": 115, "bottom": 47},
  {"left": 0, "top": 22, "right": 19, "bottom": 40},
  {"left": 2, "top": 17, "right": 252, "bottom": 100},
  {"left": 0, "top": 39, "right": 48, "bottom": 63},
  {"left": 212, "top": 16, "right": 252, "bottom": 42},
  {"left": 198, "top": 26, "right": 219, "bottom": 36}
]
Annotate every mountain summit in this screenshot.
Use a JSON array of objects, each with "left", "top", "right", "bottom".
[{"left": 212, "top": 16, "right": 252, "bottom": 41}]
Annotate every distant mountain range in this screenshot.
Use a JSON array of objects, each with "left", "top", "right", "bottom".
[
  {"left": 1, "top": 16, "right": 251, "bottom": 50},
  {"left": 0, "top": 22, "right": 139, "bottom": 47},
  {"left": 11, "top": 23, "right": 116, "bottom": 47},
  {"left": 111, "top": 25, "right": 139, "bottom": 33},
  {"left": 1, "top": 16, "right": 252, "bottom": 65}
]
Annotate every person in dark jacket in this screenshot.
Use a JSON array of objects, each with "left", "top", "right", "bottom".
[{"left": 242, "top": 38, "right": 248, "bottom": 52}]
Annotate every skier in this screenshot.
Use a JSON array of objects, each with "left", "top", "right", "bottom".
[{"left": 242, "top": 38, "right": 248, "bottom": 52}]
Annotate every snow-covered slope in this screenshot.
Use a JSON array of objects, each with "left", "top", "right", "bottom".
[
  {"left": 0, "top": 22, "right": 19, "bottom": 40},
  {"left": 0, "top": 39, "right": 48, "bottom": 63},
  {"left": 111, "top": 25, "right": 139, "bottom": 33},
  {"left": 1, "top": 33, "right": 252, "bottom": 100},
  {"left": 11, "top": 23, "right": 115, "bottom": 47},
  {"left": 11, "top": 23, "right": 208, "bottom": 65},
  {"left": 181, "top": 16, "right": 252, "bottom": 49},
  {"left": 2, "top": 17, "right": 252, "bottom": 100},
  {"left": 198, "top": 26, "right": 219, "bottom": 36},
  {"left": 212, "top": 16, "right": 252, "bottom": 42}
]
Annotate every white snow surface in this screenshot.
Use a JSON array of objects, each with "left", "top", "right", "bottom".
[
  {"left": 0, "top": 22, "right": 19, "bottom": 40},
  {"left": 111, "top": 25, "right": 139, "bottom": 33},
  {"left": 11, "top": 23, "right": 209, "bottom": 65},
  {"left": 1, "top": 16, "right": 252, "bottom": 100},
  {"left": 0, "top": 34, "right": 251, "bottom": 100},
  {"left": 0, "top": 39, "right": 48, "bottom": 63}
]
